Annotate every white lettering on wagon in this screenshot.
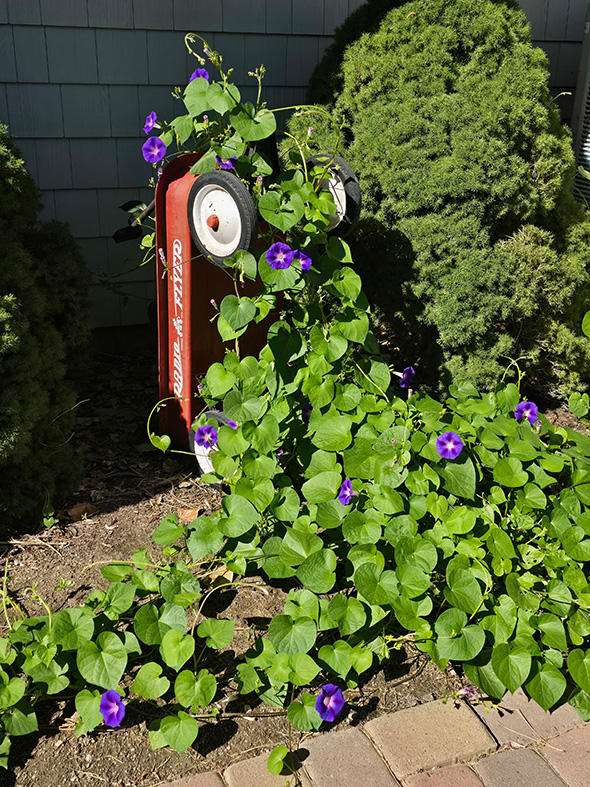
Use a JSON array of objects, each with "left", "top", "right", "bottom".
[{"left": 172, "top": 238, "right": 184, "bottom": 398}]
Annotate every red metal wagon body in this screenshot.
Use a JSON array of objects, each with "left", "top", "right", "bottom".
[{"left": 154, "top": 153, "right": 270, "bottom": 449}]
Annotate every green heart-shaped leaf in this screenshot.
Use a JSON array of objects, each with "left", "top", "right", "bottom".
[
  {"left": 159, "top": 629, "right": 195, "bottom": 670},
  {"left": 134, "top": 602, "right": 186, "bottom": 646},
  {"left": 218, "top": 494, "right": 259, "bottom": 538},
  {"left": 160, "top": 711, "right": 199, "bottom": 753},
  {"left": 525, "top": 662, "right": 566, "bottom": 711},
  {"left": 220, "top": 295, "right": 257, "bottom": 331},
  {"left": 175, "top": 669, "right": 217, "bottom": 709},
  {"left": 435, "top": 608, "right": 485, "bottom": 661},
  {"left": 297, "top": 549, "right": 337, "bottom": 594},
  {"left": 197, "top": 618, "right": 235, "bottom": 649},
  {"left": 319, "top": 641, "right": 353, "bottom": 679},
  {"left": 132, "top": 662, "right": 170, "bottom": 699},
  {"left": 230, "top": 102, "right": 276, "bottom": 142},
  {"left": 268, "top": 744, "right": 289, "bottom": 775},
  {"left": 491, "top": 643, "right": 532, "bottom": 693},
  {"left": 151, "top": 434, "right": 171, "bottom": 453},
  {"left": 493, "top": 457, "right": 529, "bottom": 488},
  {"left": 0, "top": 675, "right": 25, "bottom": 709},
  {"left": 77, "top": 631, "right": 128, "bottom": 689},
  {"left": 268, "top": 615, "right": 316, "bottom": 655},
  {"left": 287, "top": 694, "right": 322, "bottom": 731},
  {"left": 75, "top": 689, "right": 102, "bottom": 731},
  {"left": 568, "top": 648, "right": 590, "bottom": 693}
]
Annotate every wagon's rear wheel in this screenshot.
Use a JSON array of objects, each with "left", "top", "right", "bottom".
[
  {"left": 189, "top": 409, "right": 230, "bottom": 475},
  {"left": 306, "top": 154, "right": 361, "bottom": 237}
]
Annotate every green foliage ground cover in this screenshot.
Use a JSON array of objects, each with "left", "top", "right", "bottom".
[
  {"left": 0, "top": 126, "right": 89, "bottom": 528},
  {"left": 3, "top": 32, "right": 590, "bottom": 776},
  {"left": 287, "top": 0, "right": 590, "bottom": 396}
]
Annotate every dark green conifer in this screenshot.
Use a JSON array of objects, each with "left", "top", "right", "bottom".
[
  {"left": 290, "top": 0, "right": 590, "bottom": 394},
  {"left": 0, "top": 126, "right": 89, "bottom": 529}
]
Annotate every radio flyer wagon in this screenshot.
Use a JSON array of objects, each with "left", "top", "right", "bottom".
[{"left": 116, "top": 148, "right": 361, "bottom": 473}]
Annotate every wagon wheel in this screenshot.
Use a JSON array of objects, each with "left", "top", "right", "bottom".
[
  {"left": 189, "top": 409, "right": 230, "bottom": 476},
  {"left": 187, "top": 171, "right": 257, "bottom": 266},
  {"left": 306, "top": 154, "right": 361, "bottom": 237}
]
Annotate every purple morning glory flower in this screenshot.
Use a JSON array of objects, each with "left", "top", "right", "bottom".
[
  {"left": 301, "top": 403, "right": 313, "bottom": 424},
  {"left": 266, "top": 242, "right": 294, "bottom": 270},
  {"left": 400, "top": 366, "right": 415, "bottom": 389},
  {"left": 190, "top": 68, "right": 209, "bottom": 82},
  {"left": 142, "top": 137, "right": 167, "bottom": 164},
  {"left": 338, "top": 479, "right": 353, "bottom": 505},
  {"left": 195, "top": 425, "right": 218, "bottom": 447},
  {"left": 457, "top": 685, "right": 479, "bottom": 700},
  {"left": 99, "top": 690, "right": 125, "bottom": 728},
  {"left": 143, "top": 111, "right": 158, "bottom": 134},
  {"left": 293, "top": 249, "right": 312, "bottom": 272},
  {"left": 315, "top": 684, "right": 345, "bottom": 722},
  {"left": 228, "top": 420, "right": 238, "bottom": 430},
  {"left": 276, "top": 446, "right": 286, "bottom": 463},
  {"left": 514, "top": 401, "right": 539, "bottom": 425},
  {"left": 436, "top": 432, "right": 463, "bottom": 460},
  {"left": 215, "top": 155, "right": 237, "bottom": 170}
]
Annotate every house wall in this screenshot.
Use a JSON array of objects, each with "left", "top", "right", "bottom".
[
  {"left": 0, "top": 0, "right": 587, "bottom": 328},
  {"left": 521, "top": 0, "right": 588, "bottom": 121}
]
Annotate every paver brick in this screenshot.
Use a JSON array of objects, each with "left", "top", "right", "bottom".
[
  {"left": 473, "top": 689, "right": 582, "bottom": 747},
  {"left": 474, "top": 748, "right": 567, "bottom": 787},
  {"left": 223, "top": 751, "right": 312, "bottom": 787},
  {"left": 403, "top": 764, "right": 484, "bottom": 787},
  {"left": 540, "top": 723, "right": 590, "bottom": 786},
  {"left": 166, "top": 773, "right": 225, "bottom": 787},
  {"left": 302, "top": 727, "right": 400, "bottom": 787},
  {"left": 364, "top": 700, "right": 496, "bottom": 781}
]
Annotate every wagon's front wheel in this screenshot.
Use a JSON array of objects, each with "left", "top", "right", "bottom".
[{"left": 187, "top": 171, "right": 257, "bottom": 266}]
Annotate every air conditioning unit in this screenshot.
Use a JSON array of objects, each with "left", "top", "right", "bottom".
[{"left": 571, "top": 2, "right": 590, "bottom": 200}]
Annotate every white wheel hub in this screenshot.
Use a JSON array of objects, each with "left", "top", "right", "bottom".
[
  {"left": 191, "top": 183, "right": 243, "bottom": 258},
  {"left": 324, "top": 174, "right": 347, "bottom": 231},
  {"left": 193, "top": 440, "right": 217, "bottom": 475}
]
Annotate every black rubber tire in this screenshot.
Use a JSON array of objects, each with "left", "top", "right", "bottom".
[
  {"left": 189, "top": 410, "right": 230, "bottom": 477},
  {"left": 306, "top": 154, "right": 361, "bottom": 238},
  {"left": 187, "top": 171, "right": 257, "bottom": 266}
]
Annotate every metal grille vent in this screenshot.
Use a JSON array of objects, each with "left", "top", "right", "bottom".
[{"left": 572, "top": 11, "right": 590, "bottom": 203}]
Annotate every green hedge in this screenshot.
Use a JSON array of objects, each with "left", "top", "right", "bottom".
[
  {"left": 288, "top": 0, "right": 590, "bottom": 395},
  {"left": 0, "top": 126, "right": 90, "bottom": 530}
]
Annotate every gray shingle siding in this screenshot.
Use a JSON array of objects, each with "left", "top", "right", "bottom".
[
  {"left": 36, "top": 138, "right": 72, "bottom": 189},
  {"left": 173, "top": 0, "right": 223, "bottom": 33},
  {"left": 88, "top": 1, "right": 134, "bottom": 29},
  {"left": 7, "top": 0, "right": 40, "bottom": 25},
  {"left": 0, "top": 24, "right": 17, "bottom": 81},
  {"left": 13, "top": 26, "right": 49, "bottom": 82}
]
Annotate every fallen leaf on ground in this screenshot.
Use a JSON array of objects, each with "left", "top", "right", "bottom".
[
  {"left": 202, "top": 565, "right": 234, "bottom": 588},
  {"left": 67, "top": 502, "right": 99, "bottom": 521},
  {"left": 177, "top": 507, "right": 203, "bottom": 523}
]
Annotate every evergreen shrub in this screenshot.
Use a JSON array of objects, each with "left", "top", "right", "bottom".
[
  {"left": 0, "top": 126, "right": 90, "bottom": 529},
  {"left": 288, "top": 0, "right": 590, "bottom": 395}
]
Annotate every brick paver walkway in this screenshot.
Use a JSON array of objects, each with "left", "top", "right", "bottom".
[{"left": 166, "top": 691, "right": 588, "bottom": 787}]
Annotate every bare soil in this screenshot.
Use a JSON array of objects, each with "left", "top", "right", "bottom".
[{"left": 6, "top": 342, "right": 576, "bottom": 787}]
